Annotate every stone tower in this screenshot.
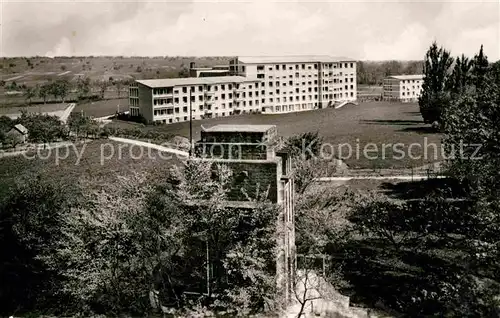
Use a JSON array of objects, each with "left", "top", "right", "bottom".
[{"left": 192, "top": 124, "right": 296, "bottom": 304}]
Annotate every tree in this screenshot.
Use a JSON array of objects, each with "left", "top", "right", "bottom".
[
  {"left": 18, "top": 113, "right": 65, "bottom": 146},
  {"left": 0, "top": 177, "right": 77, "bottom": 315},
  {"left": 143, "top": 161, "right": 278, "bottom": 314},
  {"left": 56, "top": 79, "right": 70, "bottom": 103},
  {"left": 38, "top": 84, "right": 49, "bottom": 104},
  {"left": 45, "top": 161, "right": 279, "bottom": 316},
  {"left": 115, "top": 80, "right": 123, "bottom": 98},
  {"left": 418, "top": 42, "right": 454, "bottom": 124},
  {"left": 471, "top": 45, "right": 489, "bottom": 93},
  {"left": 447, "top": 54, "right": 473, "bottom": 96},
  {"left": 76, "top": 77, "right": 91, "bottom": 99},
  {"left": 68, "top": 114, "right": 99, "bottom": 139},
  {"left": 99, "top": 80, "right": 108, "bottom": 99},
  {"left": 24, "top": 86, "right": 37, "bottom": 105},
  {"left": 49, "top": 174, "right": 153, "bottom": 315}
]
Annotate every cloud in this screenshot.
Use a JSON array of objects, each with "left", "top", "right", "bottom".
[
  {"left": 45, "top": 37, "right": 73, "bottom": 57},
  {"left": 2, "top": 0, "right": 499, "bottom": 60}
]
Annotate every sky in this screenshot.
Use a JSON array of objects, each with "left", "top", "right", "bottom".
[{"left": 1, "top": 0, "right": 499, "bottom": 60}]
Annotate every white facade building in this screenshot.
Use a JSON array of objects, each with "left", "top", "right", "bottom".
[
  {"left": 383, "top": 75, "right": 424, "bottom": 103},
  {"left": 129, "top": 56, "right": 357, "bottom": 124},
  {"left": 229, "top": 56, "right": 357, "bottom": 113}
]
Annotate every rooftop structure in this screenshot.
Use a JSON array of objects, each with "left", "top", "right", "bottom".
[
  {"left": 135, "top": 76, "right": 252, "bottom": 88},
  {"left": 386, "top": 74, "right": 424, "bottom": 81},
  {"left": 201, "top": 124, "right": 276, "bottom": 133},
  {"left": 237, "top": 55, "right": 356, "bottom": 64}
]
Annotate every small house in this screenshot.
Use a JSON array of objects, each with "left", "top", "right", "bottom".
[{"left": 6, "top": 124, "right": 28, "bottom": 145}]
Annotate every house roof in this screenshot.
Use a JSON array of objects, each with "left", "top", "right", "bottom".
[
  {"left": 13, "top": 124, "right": 28, "bottom": 134},
  {"left": 388, "top": 74, "right": 424, "bottom": 80},
  {"left": 237, "top": 55, "right": 356, "bottom": 64},
  {"left": 136, "top": 76, "right": 257, "bottom": 88},
  {"left": 202, "top": 124, "right": 276, "bottom": 133}
]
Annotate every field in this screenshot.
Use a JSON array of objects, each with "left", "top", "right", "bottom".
[
  {"left": 108, "top": 101, "right": 442, "bottom": 169},
  {"left": 0, "top": 140, "right": 181, "bottom": 199},
  {"left": 0, "top": 56, "right": 231, "bottom": 107},
  {"left": 73, "top": 98, "right": 128, "bottom": 118},
  {"left": 0, "top": 103, "right": 69, "bottom": 116}
]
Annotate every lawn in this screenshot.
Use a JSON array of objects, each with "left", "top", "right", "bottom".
[
  {"left": 109, "top": 101, "right": 442, "bottom": 169},
  {"left": 0, "top": 103, "right": 69, "bottom": 116},
  {"left": 73, "top": 98, "right": 128, "bottom": 118},
  {"left": 0, "top": 140, "right": 181, "bottom": 199}
]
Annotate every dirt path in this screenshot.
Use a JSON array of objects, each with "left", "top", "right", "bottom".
[{"left": 108, "top": 136, "right": 189, "bottom": 158}]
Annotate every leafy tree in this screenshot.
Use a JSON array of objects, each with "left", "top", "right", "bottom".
[
  {"left": 38, "top": 84, "right": 49, "bottom": 104},
  {"left": 144, "top": 161, "right": 278, "bottom": 314},
  {"left": 76, "top": 77, "right": 91, "bottom": 99},
  {"left": 447, "top": 54, "right": 473, "bottom": 96},
  {"left": 56, "top": 79, "right": 70, "bottom": 103},
  {"left": 98, "top": 80, "right": 108, "bottom": 99},
  {"left": 68, "top": 114, "right": 99, "bottom": 139},
  {"left": 115, "top": 80, "right": 123, "bottom": 98},
  {"left": 49, "top": 174, "right": 153, "bottom": 315},
  {"left": 46, "top": 161, "right": 278, "bottom": 316},
  {"left": 418, "top": 42, "right": 454, "bottom": 124},
  {"left": 18, "top": 113, "right": 65, "bottom": 146},
  {"left": 24, "top": 86, "right": 37, "bottom": 105},
  {"left": 0, "top": 177, "right": 77, "bottom": 315},
  {"left": 471, "top": 45, "right": 489, "bottom": 93}
]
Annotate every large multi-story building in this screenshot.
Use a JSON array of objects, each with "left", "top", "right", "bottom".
[
  {"left": 383, "top": 74, "right": 424, "bottom": 102},
  {"left": 129, "top": 76, "right": 261, "bottom": 123},
  {"left": 129, "top": 56, "right": 357, "bottom": 124},
  {"left": 229, "top": 56, "right": 357, "bottom": 113},
  {"left": 191, "top": 124, "right": 296, "bottom": 304}
]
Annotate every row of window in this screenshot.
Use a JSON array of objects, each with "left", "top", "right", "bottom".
[
  {"left": 150, "top": 78, "right": 355, "bottom": 97},
  {"left": 151, "top": 85, "right": 356, "bottom": 106},
  {"left": 154, "top": 109, "right": 267, "bottom": 124},
  {"left": 256, "top": 62, "right": 355, "bottom": 72},
  {"left": 273, "top": 103, "right": 315, "bottom": 112},
  {"left": 401, "top": 79, "right": 422, "bottom": 84},
  {"left": 402, "top": 85, "right": 422, "bottom": 90},
  {"left": 129, "top": 98, "right": 139, "bottom": 107},
  {"left": 152, "top": 83, "right": 261, "bottom": 95},
  {"left": 402, "top": 91, "right": 421, "bottom": 96}
]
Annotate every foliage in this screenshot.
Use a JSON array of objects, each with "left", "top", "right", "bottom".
[
  {"left": 46, "top": 79, "right": 71, "bottom": 103},
  {"left": 38, "top": 84, "right": 50, "bottom": 104},
  {"left": 16, "top": 112, "right": 66, "bottom": 144},
  {"left": 68, "top": 114, "right": 100, "bottom": 139},
  {"left": 0, "top": 177, "right": 78, "bottom": 315},
  {"left": 76, "top": 77, "right": 91, "bottom": 99},
  {"left": 446, "top": 54, "right": 473, "bottom": 96},
  {"left": 2, "top": 160, "right": 279, "bottom": 316},
  {"left": 418, "top": 42, "right": 454, "bottom": 124},
  {"left": 48, "top": 174, "right": 153, "bottom": 315},
  {"left": 144, "top": 161, "right": 278, "bottom": 314},
  {"left": 285, "top": 131, "right": 323, "bottom": 160},
  {"left": 98, "top": 80, "right": 108, "bottom": 99},
  {"left": 335, "top": 44, "right": 500, "bottom": 317},
  {"left": 357, "top": 60, "right": 423, "bottom": 86},
  {"left": 471, "top": 45, "right": 489, "bottom": 93},
  {"left": 24, "top": 86, "right": 37, "bottom": 105}
]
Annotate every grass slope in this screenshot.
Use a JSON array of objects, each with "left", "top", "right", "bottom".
[
  {"left": 0, "top": 140, "right": 181, "bottom": 199},
  {"left": 109, "top": 101, "right": 441, "bottom": 169}
]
